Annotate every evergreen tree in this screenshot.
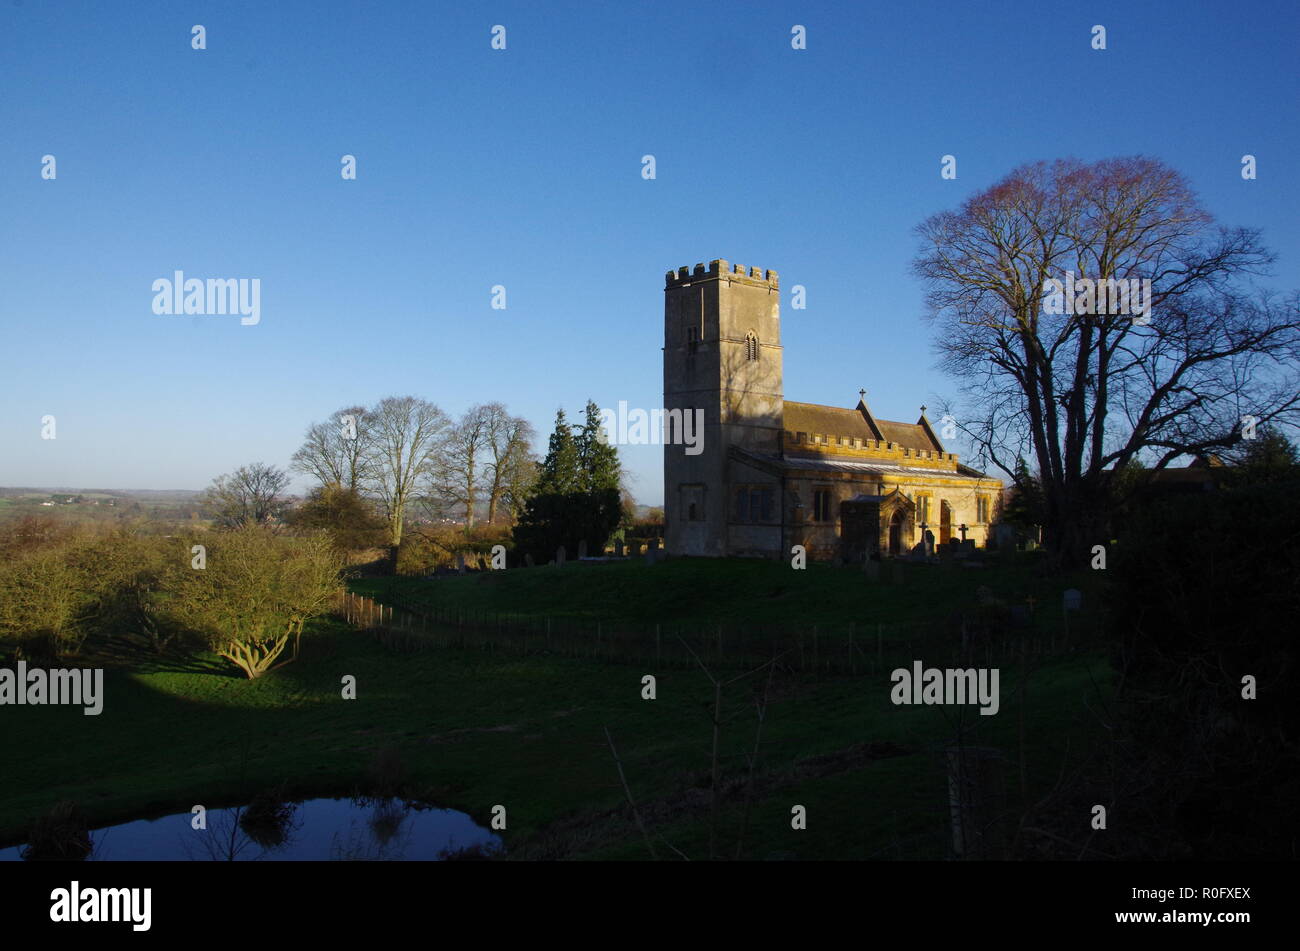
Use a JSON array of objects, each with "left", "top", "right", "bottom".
[
  {"left": 575, "top": 400, "right": 624, "bottom": 552},
  {"left": 577, "top": 401, "right": 622, "bottom": 492},
  {"left": 536, "top": 409, "right": 582, "bottom": 494},
  {"left": 1000, "top": 457, "right": 1044, "bottom": 531},
  {"left": 513, "top": 404, "right": 625, "bottom": 561},
  {"left": 1229, "top": 428, "right": 1300, "bottom": 487}
]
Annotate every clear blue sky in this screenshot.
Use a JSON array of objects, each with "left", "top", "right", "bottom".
[{"left": 3, "top": 0, "right": 1297, "bottom": 503}]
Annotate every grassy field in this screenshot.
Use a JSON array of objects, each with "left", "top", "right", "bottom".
[{"left": 0, "top": 556, "right": 1114, "bottom": 859}]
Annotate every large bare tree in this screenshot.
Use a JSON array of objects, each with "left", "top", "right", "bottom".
[
  {"left": 429, "top": 404, "right": 494, "bottom": 529},
  {"left": 364, "top": 396, "right": 450, "bottom": 560},
  {"left": 290, "top": 405, "right": 371, "bottom": 491},
  {"left": 483, "top": 403, "right": 537, "bottom": 524},
  {"left": 913, "top": 156, "right": 1300, "bottom": 564}
]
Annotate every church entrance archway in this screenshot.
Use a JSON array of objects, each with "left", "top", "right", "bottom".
[
  {"left": 940, "top": 500, "right": 952, "bottom": 545},
  {"left": 888, "top": 510, "right": 903, "bottom": 556}
]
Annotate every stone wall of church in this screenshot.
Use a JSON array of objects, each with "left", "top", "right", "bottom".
[
  {"left": 782, "top": 471, "right": 999, "bottom": 561},
  {"left": 723, "top": 455, "right": 783, "bottom": 557}
]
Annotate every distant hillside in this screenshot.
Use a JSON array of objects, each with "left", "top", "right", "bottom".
[{"left": 0, "top": 487, "right": 202, "bottom": 501}]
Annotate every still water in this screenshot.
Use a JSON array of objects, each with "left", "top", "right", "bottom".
[{"left": 0, "top": 797, "right": 502, "bottom": 861}]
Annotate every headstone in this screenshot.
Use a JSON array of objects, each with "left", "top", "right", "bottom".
[
  {"left": 614, "top": 539, "right": 624, "bottom": 557},
  {"left": 524, "top": 552, "right": 535, "bottom": 568},
  {"left": 556, "top": 546, "right": 566, "bottom": 567},
  {"left": 578, "top": 539, "right": 588, "bottom": 559},
  {"left": 456, "top": 552, "right": 466, "bottom": 574},
  {"left": 644, "top": 547, "right": 656, "bottom": 566},
  {"left": 1062, "top": 589, "right": 1083, "bottom": 612},
  {"left": 924, "top": 529, "right": 936, "bottom": 556}
]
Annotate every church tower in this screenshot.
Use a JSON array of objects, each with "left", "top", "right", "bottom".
[{"left": 663, "top": 260, "right": 783, "bottom": 556}]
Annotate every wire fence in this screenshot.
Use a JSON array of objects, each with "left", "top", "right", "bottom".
[{"left": 335, "top": 588, "right": 1102, "bottom": 675}]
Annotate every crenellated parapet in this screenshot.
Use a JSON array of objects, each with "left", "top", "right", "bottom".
[
  {"left": 785, "top": 430, "right": 962, "bottom": 470},
  {"left": 665, "top": 259, "right": 779, "bottom": 289}
]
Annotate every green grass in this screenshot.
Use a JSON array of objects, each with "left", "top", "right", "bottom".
[
  {"left": 0, "top": 557, "right": 1114, "bottom": 859},
  {"left": 352, "top": 554, "right": 1103, "bottom": 635}
]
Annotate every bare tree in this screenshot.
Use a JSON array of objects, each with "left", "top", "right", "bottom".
[
  {"left": 483, "top": 404, "right": 537, "bottom": 524},
  {"left": 202, "top": 462, "right": 291, "bottom": 528},
  {"left": 291, "top": 405, "right": 371, "bottom": 491},
  {"left": 364, "top": 396, "right": 450, "bottom": 561},
  {"left": 429, "top": 404, "right": 494, "bottom": 529},
  {"left": 913, "top": 156, "right": 1300, "bottom": 565}
]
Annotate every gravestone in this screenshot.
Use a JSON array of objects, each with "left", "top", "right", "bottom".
[
  {"left": 456, "top": 552, "right": 466, "bottom": 575},
  {"left": 524, "top": 552, "right": 535, "bottom": 568},
  {"left": 556, "top": 546, "right": 566, "bottom": 568},
  {"left": 649, "top": 537, "right": 660, "bottom": 553},
  {"left": 644, "top": 547, "right": 656, "bottom": 566},
  {"left": 614, "top": 539, "right": 624, "bottom": 557},
  {"left": 578, "top": 539, "right": 588, "bottom": 559},
  {"left": 1062, "top": 589, "right": 1083, "bottom": 612}
]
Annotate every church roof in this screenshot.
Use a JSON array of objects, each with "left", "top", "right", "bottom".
[
  {"left": 876, "top": 420, "right": 938, "bottom": 453},
  {"left": 783, "top": 400, "right": 942, "bottom": 453},
  {"left": 784, "top": 401, "right": 878, "bottom": 441},
  {"left": 731, "top": 446, "right": 991, "bottom": 481}
]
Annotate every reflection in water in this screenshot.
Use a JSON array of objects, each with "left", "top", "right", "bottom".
[
  {"left": 240, "top": 792, "right": 299, "bottom": 850},
  {"left": 331, "top": 798, "right": 415, "bottom": 861},
  {"left": 183, "top": 801, "right": 303, "bottom": 861},
  {"left": 1, "top": 797, "right": 500, "bottom": 862},
  {"left": 19, "top": 801, "right": 94, "bottom": 862}
]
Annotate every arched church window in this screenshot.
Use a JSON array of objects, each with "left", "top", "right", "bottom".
[{"left": 745, "top": 331, "right": 759, "bottom": 361}]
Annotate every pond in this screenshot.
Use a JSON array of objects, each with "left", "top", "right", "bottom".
[{"left": 0, "top": 797, "right": 503, "bottom": 861}]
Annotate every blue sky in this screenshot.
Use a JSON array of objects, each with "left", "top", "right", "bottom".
[{"left": 2, "top": 0, "right": 1297, "bottom": 503}]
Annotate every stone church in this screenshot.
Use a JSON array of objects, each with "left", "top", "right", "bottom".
[{"left": 663, "top": 259, "right": 1002, "bottom": 560}]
